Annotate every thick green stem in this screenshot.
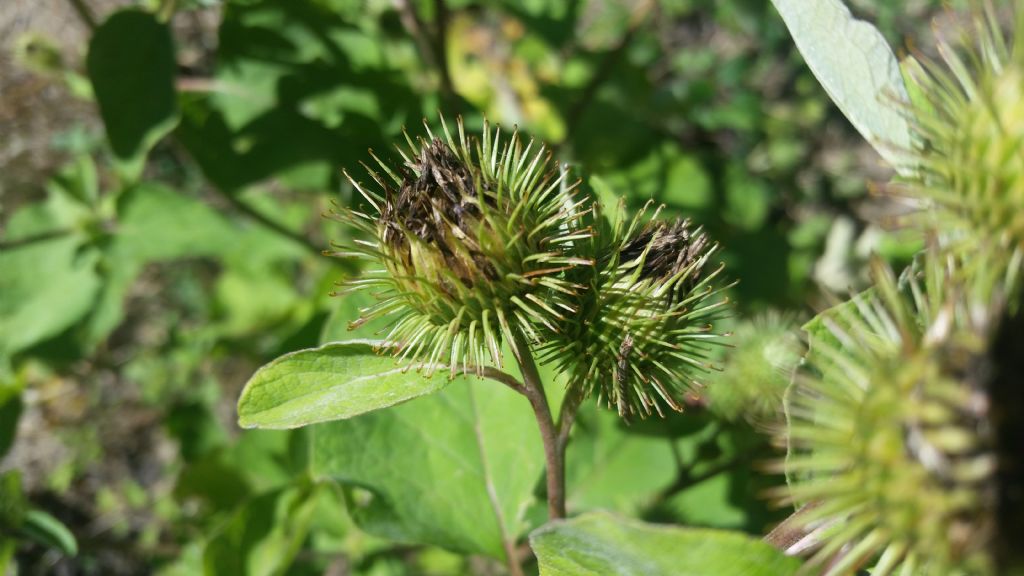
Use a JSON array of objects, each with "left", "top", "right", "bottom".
[
  {"left": 510, "top": 331, "right": 566, "bottom": 520},
  {"left": 556, "top": 387, "right": 584, "bottom": 456},
  {"left": 485, "top": 332, "right": 584, "bottom": 523}
]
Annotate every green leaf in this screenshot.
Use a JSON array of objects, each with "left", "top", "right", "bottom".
[
  {"left": 662, "top": 421, "right": 782, "bottom": 532},
  {"left": 214, "top": 269, "right": 301, "bottom": 337},
  {"left": 19, "top": 509, "right": 78, "bottom": 557},
  {"left": 0, "top": 391, "right": 22, "bottom": 461},
  {"left": 0, "top": 235, "right": 101, "bottom": 356},
  {"left": 0, "top": 538, "right": 14, "bottom": 574},
  {"left": 565, "top": 406, "right": 676, "bottom": 514},
  {"left": 663, "top": 469, "right": 755, "bottom": 530},
  {"left": 48, "top": 155, "right": 99, "bottom": 208},
  {"left": 87, "top": 10, "right": 178, "bottom": 172},
  {"left": 112, "top": 183, "right": 239, "bottom": 263},
  {"left": 770, "top": 0, "right": 912, "bottom": 174},
  {"left": 801, "top": 287, "right": 876, "bottom": 368},
  {"left": 723, "top": 164, "right": 771, "bottom": 231},
  {"left": 176, "top": 1, "right": 418, "bottom": 192},
  {"left": 588, "top": 175, "right": 630, "bottom": 237},
  {"left": 221, "top": 430, "right": 304, "bottom": 493},
  {"left": 0, "top": 471, "right": 27, "bottom": 531},
  {"left": 785, "top": 290, "right": 875, "bottom": 490},
  {"left": 202, "top": 485, "right": 317, "bottom": 576},
  {"left": 604, "top": 143, "right": 712, "bottom": 211},
  {"left": 84, "top": 183, "right": 305, "bottom": 345},
  {"left": 237, "top": 342, "right": 455, "bottom": 429},
  {"left": 529, "top": 511, "right": 802, "bottom": 576},
  {"left": 319, "top": 290, "right": 389, "bottom": 343},
  {"left": 311, "top": 379, "right": 543, "bottom": 559},
  {"left": 155, "top": 542, "right": 204, "bottom": 576}
]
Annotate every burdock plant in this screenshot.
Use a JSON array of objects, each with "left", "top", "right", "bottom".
[{"left": 236, "top": 116, "right": 733, "bottom": 556}]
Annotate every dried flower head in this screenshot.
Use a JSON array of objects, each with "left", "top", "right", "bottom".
[
  {"left": 618, "top": 218, "right": 711, "bottom": 291},
  {"left": 543, "top": 202, "right": 732, "bottom": 419},
  {"left": 330, "top": 118, "right": 590, "bottom": 374}
]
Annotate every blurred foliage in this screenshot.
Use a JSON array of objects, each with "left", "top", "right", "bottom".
[{"left": 0, "top": 0, "right": 949, "bottom": 573}]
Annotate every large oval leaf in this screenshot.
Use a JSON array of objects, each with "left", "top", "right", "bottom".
[
  {"left": 770, "top": 0, "right": 913, "bottom": 175},
  {"left": 237, "top": 341, "right": 456, "bottom": 429},
  {"left": 565, "top": 406, "right": 677, "bottom": 514},
  {"left": 87, "top": 10, "right": 179, "bottom": 170},
  {"left": 530, "top": 511, "right": 802, "bottom": 576},
  {"left": 0, "top": 236, "right": 100, "bottom": 356},
  {"left": 311, "top": 378, "right": 543, "bottom": 560}
]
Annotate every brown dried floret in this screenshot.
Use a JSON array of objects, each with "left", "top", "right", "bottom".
[
  {"left": 380, "top": 139, "right": 499, "bottom": 287},
  {"left": 619, "top": 218, "right": 710, "bottom": 289}
]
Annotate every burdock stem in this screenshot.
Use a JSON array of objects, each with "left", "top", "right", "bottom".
[{"left": 510, "top": 331, "right": 570, "bottom": 520}]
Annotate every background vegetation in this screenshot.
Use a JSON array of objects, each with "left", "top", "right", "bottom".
[{"left": 0, "top": 0, "right": 965, "bottom": 574}]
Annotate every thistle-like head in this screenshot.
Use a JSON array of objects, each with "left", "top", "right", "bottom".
[
  {"left": 330, "top": 118, "right": 590, "bottom": 374},
  {"left": 543, "top": 202, "right": 732, "bottom": 419},
  {"left": 704, "top": 311, "right": 803, "bottom": 423},
  {"left": 896, "top": 3, "right": 1024, "bottom": 298},
  {"left": 777, "top": 255, "right": 999, "bottom": 575}
]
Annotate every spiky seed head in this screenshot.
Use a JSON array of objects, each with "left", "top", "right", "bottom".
[
  {"left": 330, "top": 118, "right": 590, "bottom": 374},
  {"left": 777, "top": 255, "right": 998, "bottom": 575},
  {"left": 705, "top": 311, "right": 803, "bottom": 423},
  {"left": 542, "top": 202, "right": 732, "bottom": 419},
  {"left": 895, "top": 3, "right": 1024, "bottom": 298}
]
